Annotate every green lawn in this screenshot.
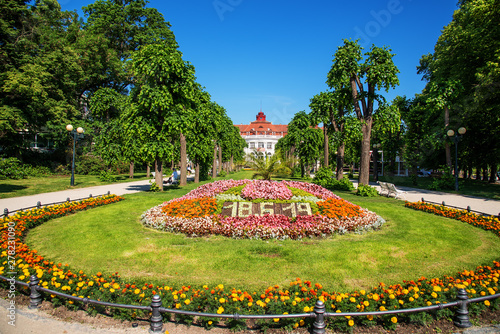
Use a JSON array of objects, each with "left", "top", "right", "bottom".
[{"left": 25, "top": 172, "right": 500, "bottom": 293}]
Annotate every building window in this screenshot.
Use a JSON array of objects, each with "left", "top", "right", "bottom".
[
  {"left": 249, "top": 142, "right": 255, "bottom": 149},
  {"left": 267, "top": 142, "right": 272, "bottom": 149},
  {"left": 258, "top": 142, "right": 264, "bottom": 148}
]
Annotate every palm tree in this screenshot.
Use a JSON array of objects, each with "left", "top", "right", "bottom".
[{"left": 247, "top": 150, "right": 290, "bottom": 180}]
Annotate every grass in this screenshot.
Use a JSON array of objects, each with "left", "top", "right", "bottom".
[
  {"left": 377, "top": 175, "right": 500, "bottom": 200},
  {"left": 0, "top": 172, "right": 151, "bottom": 199},
  {"left": 25, "top": 171, "right": 500, "bottom": 293}
]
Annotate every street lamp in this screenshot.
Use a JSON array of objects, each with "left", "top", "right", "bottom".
[
  {"left": 447, "top": 127, "right": 466, "bottom": 191},
  {"left": 373, "top": 143, "right": 381, "bottom": 182},
  {"left": 66, "top": 124, "right": 84, "bottom": 186}
]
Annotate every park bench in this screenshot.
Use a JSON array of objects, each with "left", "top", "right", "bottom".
[{"left": 377, "top": 181, "right": 407, "bottom": 199}]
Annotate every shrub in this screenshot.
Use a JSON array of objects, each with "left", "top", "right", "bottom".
[
  {"left": 23, "top": 165, "right": 52, "bottom": 177},
  {"left": 312, "top": 167, "right": 335, "bottom": 187},
  {"left": 429, "top": 166, "right": 455, "bottom": 191},
  {"left": 0, "top": 157, "right": 27, "bottom": 179},
  {"left": 99, "top": 170, "right": 117, "bottom": 183},
  {"left": 75, "top": 154, "right": 106, "bottom": 175},
  {"left": 149, "top": 181, "right": 161, "bottom": 192},
  {"left": 318, "top": 176, "right": 355, "bottom": 191},
  {"left": 356, "top": 184, "right": 379, "bottom": 197},
  {"left": 218, "top": 170, "right": 227, "bottom": 177}
]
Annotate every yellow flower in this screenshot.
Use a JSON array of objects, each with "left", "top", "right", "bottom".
[
  {"left": 217, "top": 306, "right": 224, "bottom": 314},
  {"left": 303, "top": 306, "right": 310, "bottom": 312},
  {"left": 273, "top": 318, "right": 279, "bottom": 323},
  {"left": 113, "top": 283, "right": 120, "bottom": 290},
  {"left": 348, "top": 319, "right": 354, "bottom": 326},
  {"left": 389, "top": 294, "right": 395, "bottom": 299},
  {"left": 248, "top": 302, "right": 253, "bottom": 307},
  {"left": 431, "top": 292, "right": 438, "bottom": 298},
  {"left": 219, "top": 298, "right": 225, "bottom": 303},
  {"left": 88, "top": 281, "right": 94, "bottom": 287},
  {"left": 349, "top": 297, "right": 356, "bottom": 303},
  {"left": 184, "top": 299, "right": 190, "bottom": 305},
  {"left": 379, "top": 306, "right": 386, "bottom": 311},
  {"left": 484, "top": 300, "right": 490, "bottom": 307},
  {"left": 409, "top": 297, "right": 414, "bottom": 302},
  {"left": 103, "top": 283, "right": 110, "bottom": 289},
  {"left": 367, "top": 315, "right": 374, "bottom": 321},
  {"left": 299, "top": 319, "right": 305, "bottom": 326},
  {"left": 175, "top": 303, "right": 181, "bottom": 309},
  {"left": 208, "top": 321, "right": 213, "bottom": 325},
  {"left": 109, "top": 288, "right": 115, "bottom": 293},
  {"left": 134, "top": 289, "right": 140, "bottom": 294},
  {"left": 360, "top": 290, "right": 366, "bottom": 295},
  {"left": 433, "top": 286, "right": 442, "bottom": 292},
  {"left": 363, "top": 300, "right": 369, "bottom": 307},
  {"left": 391, "top": 316, "right": 398, "bottom": 324}
]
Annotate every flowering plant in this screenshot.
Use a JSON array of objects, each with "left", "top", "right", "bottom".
[
  {"left": 142, "top": 179, "right": 383, "bottom": 240},
  {"left": 1, "top": 193, "right": 499, "bottom": 332}
]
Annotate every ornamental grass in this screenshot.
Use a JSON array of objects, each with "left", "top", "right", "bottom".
[{"left": 1, "top": 192, "right": 499, "bottom": 332}]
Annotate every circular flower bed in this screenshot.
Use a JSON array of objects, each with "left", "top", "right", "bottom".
[{"left": 141, "top": 180, "right": 385, "bottom": 240}]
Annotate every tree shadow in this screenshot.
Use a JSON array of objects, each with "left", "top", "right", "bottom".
[{"left": 0, "top": 184, "right": 28, "bottom": 194}]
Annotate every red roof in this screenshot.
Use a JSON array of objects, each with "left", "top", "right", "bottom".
[{"left": 235, "top": 111, "right": 288, "bottom": 136}]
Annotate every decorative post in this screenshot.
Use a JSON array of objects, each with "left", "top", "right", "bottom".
[
  {"left": 66, "top": 124, "right": 84, "bottom": 187},
  {"left": 4, "top": 208, "right": 8, "bottom": 217},
  {"left": 312, "top": 300, "right": 326, "bottom": 334},
  {"left": 29, "top": 275, "right": 42, "bottom": 309},
  {"left": 453, "top": 288, "right": 472, "bottom": 328},
  {"left": 149, "top": 295, "right": 163, "bottom": 333},
  {"left": 37, "top": 201, "right": 41, "bottom": 208}
]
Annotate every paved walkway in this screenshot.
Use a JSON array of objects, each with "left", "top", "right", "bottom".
[{"left": 1, "top": 179, "right": 499, "bottom": 333}]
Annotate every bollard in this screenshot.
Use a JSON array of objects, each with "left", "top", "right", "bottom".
[
  {"left": 29, "top": 275, "right": 42, "bottom": 309},
  {"left": 67, "top": 197, "right": 70, "bottom": 202},
  {"left": 453, "top": 288, "right": 472, "bottom": 328},
  {"left": 421, "top": 197, "right": 425, "bottom": 202},
  {"left": 442, "top": 201, "right": 446, "bottom": 206},
  {"left": 467, "top": 206, "right": 471, "bottom": 212},
  {"left": 37, "top": 201, "right": 41, "bottom": 209},
  {"left": 149, "top": 295, "right": 163, "bottom": 333},
  {"left": 4, "top": 208, "right": 8, "bottom": 217},
  {"left": 89, "top": 194, "right": 92, "bottom": 198},
  {"left": 107, "top": 191, "right": 110, "bottom": 195},
  {"left": 312, "top": 300, "right": 326, "bottom": 334}
]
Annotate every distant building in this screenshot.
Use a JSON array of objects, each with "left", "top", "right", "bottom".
[{"left": 235, "top": 111, "right": 288, "bottom": 156}]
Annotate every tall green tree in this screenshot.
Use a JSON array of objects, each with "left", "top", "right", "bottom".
[
  {"left": 327, "top": 39, "right": 399, "bottom": 185},
  {"left": 128, "top": 42, "right": 197, "bottom": 190}
]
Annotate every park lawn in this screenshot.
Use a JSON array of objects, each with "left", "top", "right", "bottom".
[
  {"left": 25, "top": 178, "right": 500, "bottom": 293},
  {"left": 0, "top": 172, "right": 150, "bottom": 199}
]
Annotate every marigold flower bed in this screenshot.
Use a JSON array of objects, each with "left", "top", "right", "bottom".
[
  {"left": 142, "top": 179, "right": 383, "bottom": 240},
  {"left": 405, "top": 201, "right": 500, "bottom": 237},
  {"left": 1, "top": 191, "right": 499, "bottom": 332}
]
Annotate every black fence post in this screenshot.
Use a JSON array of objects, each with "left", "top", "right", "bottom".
[
  {"left": 312, "top": 300, "right": 326, "bottom": 334},
  {"left": 149, "top": 295, "right": 163, "bottom": 333},
  {"left": 453, "top": 288, "right": 472, "bottom": 328},
  {"left": 89, "top": 194, "right": 92, "bottom": 198},
  {"left": 36, "top": 201, "right": 41, "bottom": 209},
  {"left": 66, "top": 197, "right": 70, "bottom": 202},
  {"left": 3, "top": 208, "right": 8, "bottom": 217},
  {"left": 29, "top": 275, "right": 42, "bottom": 309},
  {"left": 442, "top": 201, "right": 446, "bottom": 206}
]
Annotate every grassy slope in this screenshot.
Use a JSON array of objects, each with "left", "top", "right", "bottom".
[{"left": 25, "top": 172, "right": 500, "bottom": 292}]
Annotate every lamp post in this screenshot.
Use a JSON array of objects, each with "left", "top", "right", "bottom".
[
  {"left": 373, "top": 143, "right": 381, "bottom": 182},
  {"left": 66, "top": 124, "right": 84, "bottom": 186},
  {"left": 447, "top": 127, "right": 466, "bottom": 191}
]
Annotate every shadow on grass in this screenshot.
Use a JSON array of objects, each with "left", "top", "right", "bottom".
[{"left": 0, "top": 184, "right": 28, "bottom": 194}]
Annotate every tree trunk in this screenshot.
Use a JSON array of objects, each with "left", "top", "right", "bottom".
[
  {"left": 230, "top": 155, "right": 234, "bottom": 172},
  {"left": 324, "top": 127, "right": 329, "bottom": 168},
  {"left": 129, "top": 162, "right": 134, "bottom": 178},
  {"left": 336, "top": 142, "right": 345, "bottom": 180},
  {"left": 154, "top": 158, "right": 163, "bottom": 191},
  {"left": 212, "top": 144, "right": 218, "bottom": 179},
  {"left": 218, "top": 145, "right": 222, "bottom": 173},
  {"left": 146, "top": 165, "right": 151, "bottom": 178},
  {"left": 180, "top": 132, "right": 187, "bottom": 186},
  {"left": 482, "top": 166, "right": 488, "bottom": 181},
  {"left": 490, "top": 165, "right": 498, "bottom": 183},
  {"left": 358, "top": 119, "right": 373, "bottom": 185},
  {"left": 195, "top": 162, "right": 200, "bottom": 183},
  {"left": 444, "top": 106, "right": 452, "bottom": 169}
]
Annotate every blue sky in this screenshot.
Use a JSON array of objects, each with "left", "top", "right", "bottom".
[{"left": 60, "top": 0, "right": 458, "bottom": 125}]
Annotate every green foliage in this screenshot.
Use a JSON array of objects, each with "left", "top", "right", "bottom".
[
  {"left": 99, "top": 171, "right": 117, "bottom": 183},
  {"left": 0, "top": 157, "right": 27, "bottom": 179},
  {"left": 318, "top": 176, "right": 355, "bottom": 191},
  {"left": 428, "top": 167, "right": 455, "bottom": 191},
  {"left": 218, "top": 170, "right": 227, "bottom": 177},
  {"left": 75, "top": 155, "right": 107, "bottom": 175},
  {"left": 149, "top": 181, "right": 161, "bottom": 192},
  {"left": 312, "top": 166, "right": 335, "bottom": 186},
  {"left": 356, "top": 184, "right": 379, "bottom": 197}
]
